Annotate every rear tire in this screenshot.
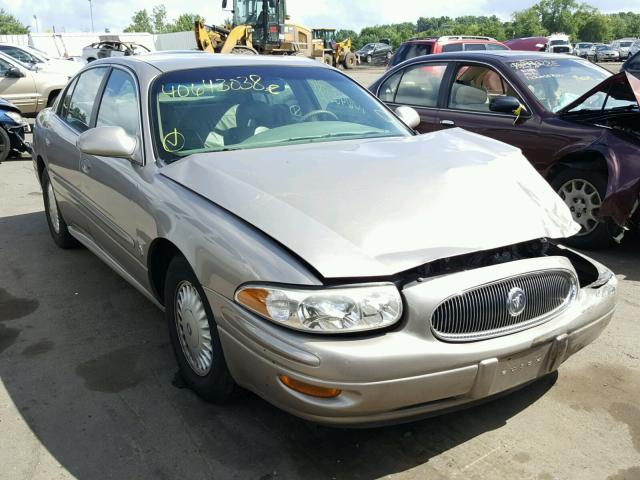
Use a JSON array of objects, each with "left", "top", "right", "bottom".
[
  {"left": 41, "top": 169, "right": 80, "bottom": 249},
  {"left": 550, "top": 168, "right": 614, "bottom": 249},
  {"left": 165, "top": 255, "right": 236, "bottom": 403},
  {"left": 0, "top": 127, "right": 10, "bottom": 163}
]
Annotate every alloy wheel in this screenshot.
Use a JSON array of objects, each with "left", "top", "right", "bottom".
[{"left": 558, "top": 178, "right": 603, "bottom": 236}]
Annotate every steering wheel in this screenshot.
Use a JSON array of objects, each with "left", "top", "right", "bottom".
[{"left": 299, "top": 109, "right": 338, "bottom": 122}]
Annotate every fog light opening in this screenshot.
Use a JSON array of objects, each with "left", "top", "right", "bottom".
[{"left": 279, "top": 375, "right": 341, "bottom": 398}]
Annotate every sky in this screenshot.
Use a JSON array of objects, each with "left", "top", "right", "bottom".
[{"left": 6, "top": 0, "right": 640, "bottom": 34}]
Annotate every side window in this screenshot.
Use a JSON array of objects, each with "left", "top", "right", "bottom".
[
  {"left": 464, "top": 43, "right": 487, "bottom": 51},
  {"left": 0, "top": 46, "right": 38, "bottom": 64},
  {"left": 378, "top": 70, "right": 402, "bottom": 102},
  {"left": 449, "top": 64, "right": 523, "bottom": 112},
  {"left": 486, "top": 44, "right": 508, "bottom": 51},
  {"left": 64, "top": 67, "right": 108, "bottom": 132},
  {"left": 96, "top": 69, "right": 140, "bottom": 137},
  {"left": 442, "top": 43, "right": 463, "bottom": 52},
  {"left": 58, "top": 77, "right": 78, "bottom": 117},
  {"left": 0, "top": 57, "right": 12, "bottom": 75},
  {"left": 395, "top": 63, "right": 447, "bottom": 107}
]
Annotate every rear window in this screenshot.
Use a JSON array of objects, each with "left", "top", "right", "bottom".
[{"left": 390, "top": 43, "right": 433, "bottom": 67}]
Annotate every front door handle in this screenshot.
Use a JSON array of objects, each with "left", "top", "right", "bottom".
[
  {"left": 440, "top": 120, "right": 455, "bottom": 126},
  {"left": 80, "top": 157, "right": 91, "bottom": 174}
]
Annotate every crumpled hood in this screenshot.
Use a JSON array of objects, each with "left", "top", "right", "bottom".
[{"left": 161, "top": 129, "right": 579, "bottom": 279}]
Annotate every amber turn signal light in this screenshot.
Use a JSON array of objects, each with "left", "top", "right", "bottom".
[{"left": 279, "top": 375, "right": 341, "bottom": 398}]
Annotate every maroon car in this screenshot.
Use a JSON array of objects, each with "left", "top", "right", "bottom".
[{"left": 370, "top": 51, "right": 640, "bottom": 248}]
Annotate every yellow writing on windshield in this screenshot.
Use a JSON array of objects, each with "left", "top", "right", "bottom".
[
  {"left": 162, "top": 128, "right": 185, "bottom": 152},
  {"left": 161, "top": 75, "right": 282, "bottom": 98}
]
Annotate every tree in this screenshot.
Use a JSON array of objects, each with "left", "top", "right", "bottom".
[
  {"left": 511, "top": 7, "right": 547, "bottom": 38},
  {"left": 577, "top": 14, "right": 610, "bottom": 42},
  {"left": 0, "top": 9, "right": 29, "bottom": 34},
  {"left": 152, "top": 5, "right": 168, "bottom": 34},
  {"left": 535, "top": 0, "right": 579, "bottom": 37},
  {"left": 168, "top": 13, "right": 202, "bottom": 33},
  {"left": 124, "top": 9, "right": 153, "bottom": 33}
]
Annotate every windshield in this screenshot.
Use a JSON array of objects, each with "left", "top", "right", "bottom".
[
  {"left": 361, "top": 44, "right": 375, "bottom": 51},
  {"left": 596, "top": 45, "right": 609, "bottom": 51},
  {"left": 234, "top": 0, "right": 280, "bottom": 25},
  {"left": 577, "top": 43, "right": 592, "bottom": 48},
  {"left": 550, "top": 40, "right": 569, "bottom": 46},
  {"left": 151, "top": 65, "right": 410, "bottom": 163},
  {"left": 509, "top": 58, "right": 610, "bottom": 113},
  {"left": 567, "top": 75, "right": 638, "bottom": 114}
]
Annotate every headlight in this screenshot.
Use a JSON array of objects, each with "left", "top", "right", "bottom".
[
  {"left": 235, "top": 283, "right": 403, "bottom": 333},
  {"left": 5, "top": 111, "right": 24, "bottom": 124}
]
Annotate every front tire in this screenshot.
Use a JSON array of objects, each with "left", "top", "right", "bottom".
[
  {"left": 0, "top": 127, "right": 10, "bottom": 162},
  {"left": 550, "top": 168, "right": 613, "bottom": 249},
  {"left": 343, "top": 52, "right": 357, "bottom": 69},
  {"left": 165, "top": 255, "right": 236, "bottom": 403},
  {"left": 41, "top": 169, "right": 80, "bottom": 249}
]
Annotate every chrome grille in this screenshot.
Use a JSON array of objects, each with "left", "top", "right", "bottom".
[{"left": 431, "top": 270, "right": 577, "bottom": 342}]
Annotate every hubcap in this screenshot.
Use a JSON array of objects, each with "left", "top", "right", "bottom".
[
  {"left": 558, "top": 179, "right": 602, "bottom": 236},
  {"left": 174, "top": 281, "right": 213, "bottom": 376},
  {"left": 46, "top": 182, "right": 60, "bottom": 234}
]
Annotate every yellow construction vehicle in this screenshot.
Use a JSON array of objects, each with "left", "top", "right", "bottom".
[
  {"left": 195, "top": 0, "right": 324, "bottom": 59},
  {"left": 312, "top": 28, "right": 357, "bottom": 69}
]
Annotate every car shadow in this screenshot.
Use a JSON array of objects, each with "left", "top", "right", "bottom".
[
  {"left": 585, "top": 232, "right": 640, "bottom": 282},
  {"left": 0, "top": 211, "right": 620, "bottom": 479}
]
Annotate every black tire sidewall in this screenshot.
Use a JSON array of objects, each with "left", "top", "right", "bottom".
[
  {"left": 0, "top": 127, "right": 10, "bottom": 162},
  {"left": 41, "top": 169, "right": 78, "bottom": 249},
  {"left": 550, "top": 167, "right": 613, "bottom": 249},
  {"left": 164, "top": 255, "right": 235, "bottom": 403}
]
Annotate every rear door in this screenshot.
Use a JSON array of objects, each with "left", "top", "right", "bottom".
[
  {"left": 377, "top": 62, "right": 450, "bottom": 133},
  {"left": 437, "top": 61, "right": 541, "bottom": 159},
  {"left": 45, "top": 66, "right": 109, "bottom": 231}
]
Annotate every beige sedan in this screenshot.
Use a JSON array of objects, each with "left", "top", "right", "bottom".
[{"left": 0, "top": 52, "right": 68, "bottom": 114}]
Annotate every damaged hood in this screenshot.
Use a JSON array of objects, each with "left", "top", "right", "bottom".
[
  {"left": 559, "top": 71, "right": 640, "bottom": 114},
  {"left": 161, "top": 129, "right": 579, "bottom": 278}
]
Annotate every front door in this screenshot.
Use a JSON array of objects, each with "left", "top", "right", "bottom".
[
  {"left": 437, "top": 62, "right": 541, "bottom": 160},
  {"left": 0, "top": 57, "right": 37, "bottom": 113},
  {"left": 80, "top": 67, "right": 148, "bottom": 284}
]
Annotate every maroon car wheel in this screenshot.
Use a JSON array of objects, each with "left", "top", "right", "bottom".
[{"left": 551, "top": 168, "right": 613, "bottom": 249}]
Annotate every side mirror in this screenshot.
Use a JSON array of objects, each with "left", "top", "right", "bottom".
[
  {"left": 77, "top": 126, "right": 139, "bottom": 162},
  {"left": 5, "top": 67, "right": 25, "bottom": 78},
  {"left": 395, "top": 105, "right": 420, "bottom": 129},
  {"left": 489, "top": 96, "right": 527, "bottom": 116}
]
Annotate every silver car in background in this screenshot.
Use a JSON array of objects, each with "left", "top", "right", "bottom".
[
  {"left": 611, "top": 38, "right": 637, "bottom": 59},
  {"left": 32, "top": 53, "right": 617, "bottom": 426},
  {"left": 574, "top": 42, "right": 593, "bottom": 58}
]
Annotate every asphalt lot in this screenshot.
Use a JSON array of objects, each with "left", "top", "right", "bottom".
[{"left": 1, "top": 61, "right": 639, "bottom": 480}]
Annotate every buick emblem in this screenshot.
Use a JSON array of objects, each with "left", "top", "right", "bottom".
[{"left": 507, "top": 287, "right": 527, "bottom": 317}]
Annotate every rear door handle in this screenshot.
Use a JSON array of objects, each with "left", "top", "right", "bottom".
[{"left": 440, "top": 120, "right": 455, "bottom": 126}]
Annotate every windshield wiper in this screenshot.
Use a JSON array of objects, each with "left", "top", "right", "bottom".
[{"left": 282, "top": 131, "right": 385, "bottom": 142}]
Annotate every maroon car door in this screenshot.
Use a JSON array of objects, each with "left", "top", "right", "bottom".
[
  {"left": 436, "top": 62, "right": 542, "bottom": 160},
  {"left": 377, "top": 62, "right": 449, "bottom": 133}
]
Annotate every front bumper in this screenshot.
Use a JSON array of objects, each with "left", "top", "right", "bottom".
[{"left": 205, "top": 255, "right": 616, "bottom": 426}]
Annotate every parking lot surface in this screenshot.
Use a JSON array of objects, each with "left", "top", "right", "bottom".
[{"left": 0, "top": 62, "right": 638, "bottom": 480}]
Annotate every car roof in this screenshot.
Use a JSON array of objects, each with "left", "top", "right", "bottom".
[
  {"left": 396, "top": 50, "right": 580, "bottom": 64},
  {"left": 100, "top": 51, "right": 325, "bottom": 72}
]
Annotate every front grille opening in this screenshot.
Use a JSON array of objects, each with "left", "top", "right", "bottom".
[{"left": 431, "top": 270, "right": 577, "bottom": 342}]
